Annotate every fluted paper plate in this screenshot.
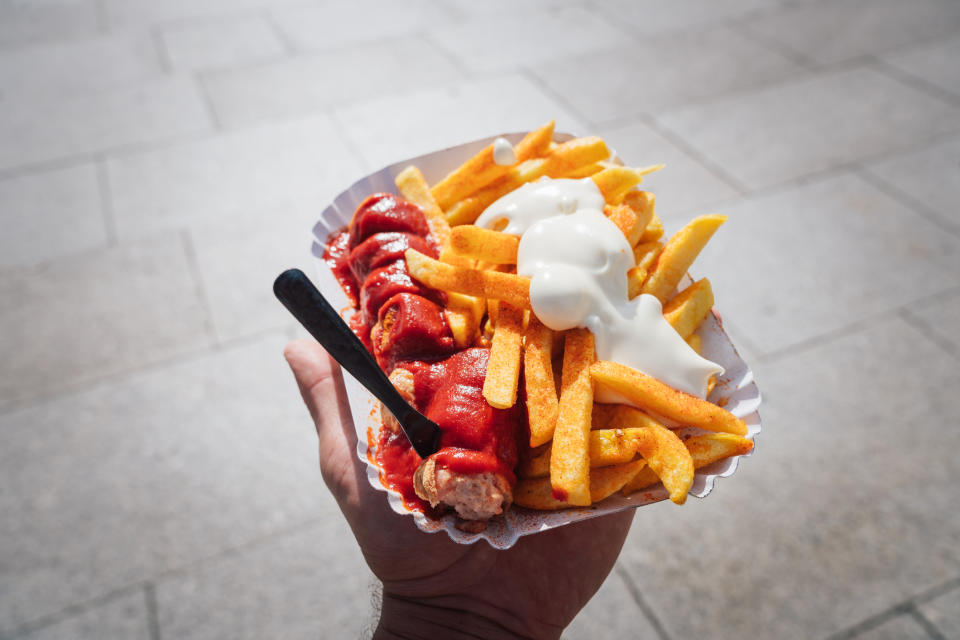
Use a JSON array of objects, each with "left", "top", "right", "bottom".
[{"left": 308, "top": 132, "right": 762, "bottom": 549}]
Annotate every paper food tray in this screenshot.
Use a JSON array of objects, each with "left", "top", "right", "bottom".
[{"left": 308, "top": 132, "right": 762, "bottom": 549}]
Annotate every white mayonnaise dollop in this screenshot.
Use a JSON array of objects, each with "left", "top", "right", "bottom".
[
  {"left": 475, "top": 178, "right": 723, "bottom": 400},
  {"left": 492, "top": 137, "right": 517, "bottom": 166}
]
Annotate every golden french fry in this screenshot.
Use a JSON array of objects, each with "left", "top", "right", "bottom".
[
  {"left": 444, "top": 292, "right": 485, "bottom": 349},
  {"left": 624, "top": 433, "right": 754, "bottom": 495},
  {"left": 431, "top": 121, "right": 555, "bottom": 210},
  {"left": 483, "top": 302, "right": 524, "bottom": 409},
  {"left": 591, "top": 164, "right": 663, "bottom": 205},
  {"left": 622, "top": 191, "right": 655, "bottom": 245},
  {"left": 404, "top": 249, "right": 530, "bottom": 309},
  {"left": 449, "top": 225, "right": 519, "bottom": 264},
  {"left": 686, "top": 333, "right": 703, "bottom": 355},
  {"left": 563, "top": 162, "right": 604, "bottom": 179},
  {"left": 630, "top": 423, "right": 694, "bottom": 504},
  {"left": 550, "top": 329, "right": 596, "bottom": 506},
  {"left": 446, "top": 137, "right": 610, "bottom": 225},
  {"left": 591, "top": 403, "right": 663, "bottom": 431},
  {"left": 627, "top": 266, "right": 647, "bottom": 300},
  {"left": 663, "top": 278, "right": 714, "bottom": 339},
  {"left": 638, "top": 212, "right": 664, "bottom": 243},
  {"left": 642, "top": 214, "right": 726, "bottom": 302},
  {"left": 520, "top": 427, "right": 647, "bottom": 478},
  {"left": 395, "top": 165, "right": 451, "bottom": 248},
  {"left": 514, "top": 459, "right": 646, "bottom": 510},
  {"left": 590, "top": 360, "right": 747, "bottom": 435},
  {"left": 524, "top": 316, "right": 559, "bottom": 447},
  {"left": 604, "top": 204, "right": 640, "bottom": 243}
]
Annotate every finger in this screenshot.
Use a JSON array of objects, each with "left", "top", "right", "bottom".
[{"left": 283, "top": 339, "right": 357, "bottom": 495}]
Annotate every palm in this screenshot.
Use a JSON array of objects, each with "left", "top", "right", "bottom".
[{"left": 286, "top": 340, "right": 633, "bottom": 637}]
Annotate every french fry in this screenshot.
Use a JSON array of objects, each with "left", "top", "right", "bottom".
[
  {"left": 524, "top": 316, "right": 559, "bottom": 447},
  {"left": 623, "top": 433, "right": 754, "bottom": 495},
  {"left": 590, "top": 360, "right": 747, "bottom": 435},
  {"left": 604, "top": 204, "right": 640, "bottom": 243},
  {"left": 445, "top": 137, "right": 611, "bottom": 225},
  {"left": 642, "top": 214, "right": 726, "bottom": 302},
  {"left": 550, "top": 329, "right": 596, "bottom": 506},
  {"left": 449, "top": 225, "right": 519, "bottom": 264},
  {"left": 592, "top": 403, "right": 663, "bottom": 431},
  {"left": 622, "top": 191, "right": 655, "bottom": 245},
  {"left": 591, "top": 164, "right": 663, "bottom": 205},
  {"left": 431, "top": 121, "right": 555, "bottom": 210},
  {"left": 563, "top": 163, "right": 604, "bottom": 179},
  {"left": 483, "top": 302, "right": 525, "bottom": 409},
  {"left": 663, "top": 278, "right": 714, "bottom": 339},
  {"left": 404, "top": 249, "right": 530, "bottom": 309},
  {"left": 627, "top": 266, "right": 647, "bottom": 300},
  {"left": 395, "top": 165, "right": 451, "bottom": 248},
  {"left": 626, "top": 241, "right": 662, "bottom": 300},
  {"left": 638, "top": 212, "right": 664, "bottom": 243},
  {"left": 686, "top": 333, "right": 703, "bottom": 355},
  {"left": 444, "top": 292, "right": 485, "bottom": 349},
  {"left": 514, "top": 459, "right": 646, "bottom": 510},
  {"left": 629, "top": 423, "right": 694, "bottom": 504},
  {"left": 520, "top": 427, "right": 647, "bottom": 478}
]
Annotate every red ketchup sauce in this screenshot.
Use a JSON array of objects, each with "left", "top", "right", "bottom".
[{"left": 324, "top": 193, "right": 525, "bottom": 514}]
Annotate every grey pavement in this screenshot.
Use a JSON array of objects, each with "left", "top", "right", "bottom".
[{"left": 1, "top": 2, "right": 958, "bottom": 639}]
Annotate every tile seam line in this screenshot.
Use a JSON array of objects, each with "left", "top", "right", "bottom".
[
  {"left": 855, "top": 168, "right": 960, "bottom": 241},
  {"left": 0, "top": 326, "right": 291, "bottom": 418},
  {"left": 758, "top": 290, "right": 960, "bottom": 365},
  {"left": 823, "top": 574, "right": 960, "bottom": 640},
  {"left": 516, "top": 66, "right": 596, "bottom": 130},
  {"left": 867, "top": 56, "right": 960, "bottom": 109},
  {"left": 898, "top": 309, "right": 960, "bottom": 361},
  {"left": 639, "top": 114, "right": 751, "bottom": 196},
  {"left": 95, "top": 155, "right": 119, "bottom": 246},
  {"left": 908, "top": 604, "right": 949, "bottom": 640},
  {"left": 0, "top": 515, "right": 333, "bottom": 640},
  {"left": 179, "top": 229, "right": 221, "bottom": 348},
  {"left": 145, "top": 582, "right": 162, "bottom": 640},
  {"left": 723, "top": 18, "right": 819, "bottom": 70},
  {"left": 613, "top": 563, "right": 673, "bottom": 640},
  {"left": 260, "top": 9, "right": 300, "bottom": 55}
]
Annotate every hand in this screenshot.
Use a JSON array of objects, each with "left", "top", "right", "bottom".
[{"left": 285, "top": 339, "right": 634, "bottom": 640}]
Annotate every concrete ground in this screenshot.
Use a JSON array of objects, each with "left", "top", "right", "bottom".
[{"left": 2, "top": 1, "right": 959, "bottom": 638}]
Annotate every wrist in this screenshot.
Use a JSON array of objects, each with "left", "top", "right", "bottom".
[{"left": 374, "top": 592, "right": 558, "bottom": 640}]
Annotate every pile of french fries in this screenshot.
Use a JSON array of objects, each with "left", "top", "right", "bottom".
[{"left": 392, "top": 120, "right": 753, "bottom": 510}]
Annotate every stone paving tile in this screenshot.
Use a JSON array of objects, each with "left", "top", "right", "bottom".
[
  {"left": 0, "top": 76, "right": 212, "bottom": 173},
  {"left": 0, "top": 0, "right": 99, "bottom": 49},
  {"left": 0, "top": 334, "right": 333, "bottom": 634},
  {"left": 864, "top": 135, "right": 960, "bottom": 235},
  {"left": 156, "top": 518, "right": 375, "bottom": 640},
  {"left": 618, "top": 315, "right": 960, "bottom": 640},
  {"left": 881, "top": 34, "right": 960, "bottom": 101},
  {"left": 595, "top": 0, "right": 780, "bottom": 37},
  {"left": 188, "top": 203, "right": 316, "bottom": 343},
  {"left": 429, "top": 5, "right": 629, "bottom": 74},
  {"left": 202, "top": 37, "right": 461, "bottom": 128},
  {"left": 658, "top": 67, "right": 960, "bottom": 192},
  {"left": 334, "top": 73, "right": 587, "bottom": 171},
  {"left": 907, "top": 289, "right": 960, "bottom": 354},
  {"left": 0, "top": 32, "right": 161, "bottom": 97},
  {"left": 0, "top": 233, "right": 211, "bottom": 409},
  {"left": 106, "top": 114, "right": 363, "bottom": 240},
  {"left": 692, "top": 173, "right": 960, "bottom": 356},
  {"left": 159, "top": 14, "right": 286, "bottom": 72},
  {"left": 441, "top": 0, "right": 575, "bottom": 14},
  {"left": 563, "top": 566, "right": 661, "bottom": 640},
  {"left": 0, "top": 163, "right": 106, "bottom": 269},
  {"left": 532, "top": 24, "right": 804, "bottom": 127},
  {"left": 270, "top": 0, "right": 458, "bottom": 53},
  {"left": 736, "top": 0, "right": 960, "bottom": 67},
  {"left": 919, "top": 585, "right": 960, "bottom": 639},
  {"left": 11, "top": 591, "right": 151, "bottom": 640},
  {"left": 850, "top": 614, "right": 936, "bottom": 640},
  {"left": 596, "top": 119, "right": 741, "bottom": 220}
]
